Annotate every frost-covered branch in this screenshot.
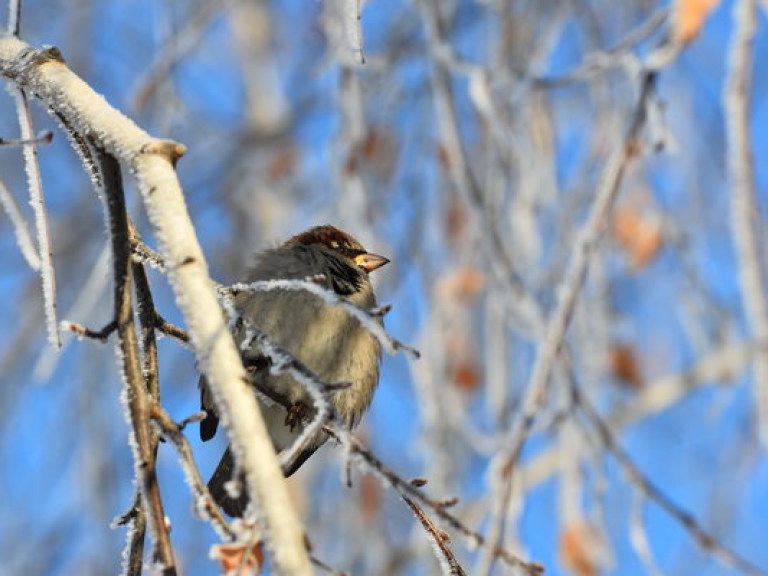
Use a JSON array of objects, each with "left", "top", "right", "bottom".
[
  {"left": 0, "top": 36, "right": 312, "bottom": 575},
  {"left": 113, "top": 493, "right": 147, "bottom": 576},
  {"left": 11, "top": 85, "right": 60, "bottom": 348},
  {"left": 240, "top": 324, "right": 335, "bottom": 475},
  {"left": 402, "top": 494, "right": 467, "bottom": 576},
  {"left": 150, "top": 405, "right": 234, "bottom": 540},
  {"left": 227, "top": 278, "right": 420, "bottom": 358},
  {"left": 92, "top": 147, "right": 176, "bottom": 575},
  {"left": 240, "top": 374, "right": 544, "bottom": 575}
]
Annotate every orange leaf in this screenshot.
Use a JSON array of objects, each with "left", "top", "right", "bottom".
[
  {"left": 438, "top": 268, "right": 485, "bottom": 300},
  {"left": 559, "top": 522, "right": 611, "bottom": 576},
  {"left": 673, "top": 0, "right": 721, "bottom": 43},
  {"left": 613, "top": 208, "right": 663, "bottom": 269}
]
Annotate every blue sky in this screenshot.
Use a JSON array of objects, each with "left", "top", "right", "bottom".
[{"left": 1, "top": 1, "right": 767, "bottom": 575}]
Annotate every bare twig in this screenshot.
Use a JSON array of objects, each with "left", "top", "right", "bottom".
[
  {"left": 402, "top": 494, "right": 467, "bottom": 576},
  {"left": 0, "top": 130, "right": 52, "bottom": 146},
  {"left": 149, "top": 404, "right": 234, "bottom": 540},
  {"left": 93, "top": 147, "right": 176, "bottom": 575},
  {"left": 62, "top": 319, "right": 117, "bottom": 342}
]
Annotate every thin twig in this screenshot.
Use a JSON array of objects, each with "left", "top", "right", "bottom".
[
  {"left": 239, "top": 379, "right": 543, "bottom": 575},
  {"left": 116, "top": 494, "right": 147, "bottom": 576},
  {"left": 11, "top": 86, "right": 60, "bottom": 348},
  {"left": 402, "top": 494, "right": 467, "bottom": 576},
  {"left": 150, "top": 404, "right": 234, "bottom": 540},
  {"left": 0, "top": 130, "right": 52, "bottom": 146},
  {"left": 62, "top": 319, "right": 117, "bottom": 342},
  {"left": 93, "top": 147, "right": 176, "bottom": 575},
  {"left": 227, "top": 279, "right": 420, "bottom": 358},
  {"left": 154, "top": 315, "right": 190, "bottom": 344}
]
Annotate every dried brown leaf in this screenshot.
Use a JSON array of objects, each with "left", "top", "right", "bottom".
[
  {"left": 673, "top": 0, "right": 720, "bottom": 44},
  {"left": 613, "top": 208, "right": 664, "bottom": 269},
  {"left": 210, "top": 541, "right": 264, "bottom": 575},
  {"left": 610, "top": 343, "right": 644, "bottom": 389}
]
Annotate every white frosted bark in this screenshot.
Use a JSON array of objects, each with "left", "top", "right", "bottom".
[{"left": 0, "top": 36, "right": 312, "bottom": 575}]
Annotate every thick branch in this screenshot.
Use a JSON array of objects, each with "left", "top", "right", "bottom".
[{"left": 0, "top": 36, "right": 312, "bottom": 575}]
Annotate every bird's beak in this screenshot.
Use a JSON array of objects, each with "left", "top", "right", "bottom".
[{"left": 355, "top": 252, "right": 390, "bottom": 273}]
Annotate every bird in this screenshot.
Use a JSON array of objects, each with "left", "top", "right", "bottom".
[{"left": 200, "top": 225, "right": 389, "bottom": 517}]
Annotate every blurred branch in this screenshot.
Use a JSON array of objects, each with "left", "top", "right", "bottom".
[
  {"left": 6, "top": 0, "right": 20, "bottom": 36},
  {"left": 521, "top": 340, "right": 764, "bottom": 488},
  {"left": 131, "top": 0, "right": 235, "bottom": 110},
  {"left": 0, "top": 177, "right": 40, "bottom": 269},
  {"left": 567, "top": 357, "right": 768, "bottom": 576},
  {"left": 0, "top": 129, "right": 51, "bottom": 145},
  {"left": 724, "top": 0, "right": 768, "bottom": 446},
  {"left": 418, "top": 0, "right": 543, "bottom": 336},
  {"left": 479, "top": 71, "right": 658, "bottom": 575},
  {"left": 532, "top": 9, "right": 669, "bottom": 88}
]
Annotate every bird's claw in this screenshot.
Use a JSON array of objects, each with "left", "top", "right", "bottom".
[{"left": 285, "top": 401, "right": 311, "bottom": 431}]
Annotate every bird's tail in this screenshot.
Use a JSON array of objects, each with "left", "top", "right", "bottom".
[{"left": 208, "top": 447, "right": 249, "bottom": 518}]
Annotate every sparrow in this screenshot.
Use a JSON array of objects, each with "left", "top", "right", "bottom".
[{"left": 200, "top": 225, "right": 389, "bottom": 517}]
